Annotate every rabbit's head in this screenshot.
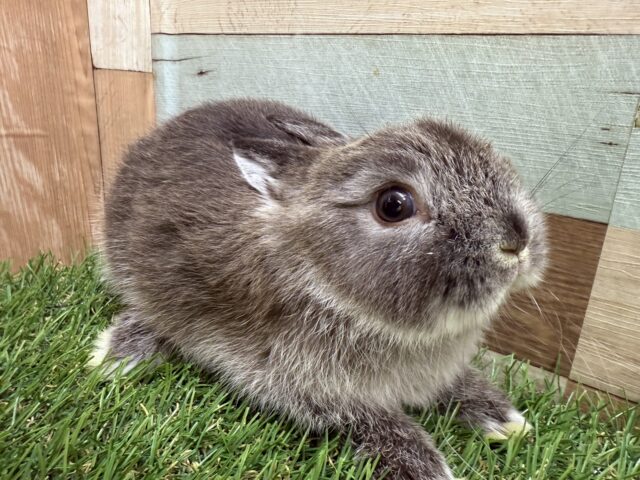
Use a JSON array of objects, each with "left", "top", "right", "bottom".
[{"left": 233, "top": 117, "right": 547, "bottom": 337}]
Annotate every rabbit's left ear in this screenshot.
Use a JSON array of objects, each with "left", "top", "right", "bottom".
[
  {"left": 232, "top": 137, "right": 311, "bottom": 199},
  {"left": 267, "top": 115, "right": 348, "bottom": 147}
]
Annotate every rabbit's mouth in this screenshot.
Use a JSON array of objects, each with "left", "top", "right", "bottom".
[
  {"left": 493, "top": 238, "right": 546, "bottom": 295},
  {"left": 511, "top": 263, "right": 544, "bottom": 293},
  {"left": 508, "top": 243, "right": 547, "bottom": 294}
]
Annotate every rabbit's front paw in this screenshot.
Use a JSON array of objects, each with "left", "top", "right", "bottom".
[{"left": 484, "top": 409, "right": 532, "bottom": 442}]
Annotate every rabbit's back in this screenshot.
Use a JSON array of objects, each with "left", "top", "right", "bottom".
[{"left": 103, "top": 104, "right": 271, "bottom": 343}]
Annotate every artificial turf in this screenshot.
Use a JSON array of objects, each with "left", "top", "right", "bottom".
[{"left": 1, "top": 254, "right": 638, "bottom": 479}]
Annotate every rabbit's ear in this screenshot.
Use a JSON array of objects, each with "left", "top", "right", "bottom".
[
  {"left": 233, "top": 148, "right": 273, "bottom": 198},
  {"left": 232, "top": 137, "right": 310, "bottom": 199},
  {"left": 267, "top": 115, "right": 347, "bottom": 147}
]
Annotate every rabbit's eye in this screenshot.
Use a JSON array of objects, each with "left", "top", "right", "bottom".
[{"left": 375, "top": 187, "right": 415, "bottom": 223}]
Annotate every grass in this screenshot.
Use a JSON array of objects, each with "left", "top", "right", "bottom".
[{"left": 1, "top": 254, "right": 638, "bottom": 480}]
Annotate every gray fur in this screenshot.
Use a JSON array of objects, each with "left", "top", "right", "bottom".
[
  {"left": 108, "top": 310, "right": 171, "bottom": 361},
  {"left": 439, "top": 367, "right": 514, "bottom": 428},
  {"left": 98, "top": 98, "right": 547, "bottom": 479}
]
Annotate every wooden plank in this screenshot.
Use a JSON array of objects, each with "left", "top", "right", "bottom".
[
  {"left": 152, "top": 34, "right": 640, "bottom": 224},
  {"left": 94, "top": 70, "right": 156, "bottom": 191},
  {"left": 485, "top": 215, "right": 607, "bottom": 376},
  {"left": 570, "top": 227, "right": 640, "bottom": 402},
  {"left": 610, "top": 129, "right": 640, "bottom": 230},
  {"left": 570, "top": 129, "right": 640, "bottom": 401},
  {"left": 87, "top": 0, "right": 152, "bottom": 72},
  {"left": 0, "top": 0, "right": 102, "bottom": 267},
  {"left": 150, "top": 0, "right": 640, "bottom": 34}
]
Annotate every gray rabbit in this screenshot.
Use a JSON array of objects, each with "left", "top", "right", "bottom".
[{"left": 90, "top": 99, "right": 547, "bottom": 479}]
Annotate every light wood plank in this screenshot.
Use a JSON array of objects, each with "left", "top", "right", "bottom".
[
  {"left": 150, "top": 0, "right": 640, "bottom": 34},
  {"left": 87, "top": 0, "right": 152, "bottom": 72},
  {"left": 570, "top": 227, "right": 640, "bottom": 402},
  {"left": 152, "top": 35, "right": 640, "bottom": 224},
  {"left": 0, "top": 0, "right": 102, "bottom": 267},
  {"left": 486, "top": 215, "right": 606, "bottom": 376},
  {"left": 94, "top": 70, "right": 156, "bottom": 192}
]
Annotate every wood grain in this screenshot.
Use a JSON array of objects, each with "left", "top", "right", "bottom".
[
  {"left": 571, "top": 129, "right": 640, "bottom": 402},
  {"left": 485, "top": 215, "right": 607, "bottom": 377},
  {"left": 610, "top": 129, "right": 640, "bottom": 230},
  {"left": 150, "top": 0, "right": 640, "bottom": 34},
  {"left": 87, "top": 0, "right": 152, "bottom": 72},
  {"left": 152, "top": 34, "right": 640, "bottom": 224},
  {"left": 0, "top": 0, "right": 101, "bottom": 266},
  {"left": 94, "top": 70, "right": 156, "bottom": 192},
  {"left": 570, "top": 227, "right": 640, "bottom": 402}
]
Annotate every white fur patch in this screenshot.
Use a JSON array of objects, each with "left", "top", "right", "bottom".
[
  {"left": 87, "top": 326, "right": 139, "bottom": 377},
  {"left": 484, "top": 409, "right": 533, "bottom": 441},
  {"left": 233, "top": 151, "right": 274, "bottom": 198},
  {"left": 440, "top": 301, "right": 501, "bottom": 337},
  {"left": 87, "top": 326, "right": 114, "bottom": 368}
]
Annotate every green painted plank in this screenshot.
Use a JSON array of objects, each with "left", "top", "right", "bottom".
[
  {"left": 152, "top": 35, "right": 640, "bottom": 224},
  {"left": 611, "top": 127, "right": 640, "bottom": 230}
]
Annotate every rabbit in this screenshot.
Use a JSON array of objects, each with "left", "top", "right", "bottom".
[{"left": 90, "top": 98, "right": 547, "bottom": 480}]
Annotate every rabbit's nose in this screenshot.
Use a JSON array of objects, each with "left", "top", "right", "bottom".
[
  {"left": 500, "top": 212, "right": 529, "bottom": 257},
  {"left": 500, "top": 240, "right": 525, "bottom": 256}
]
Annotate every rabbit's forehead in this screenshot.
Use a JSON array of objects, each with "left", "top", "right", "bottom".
[
  {"left": 333, "top": 146, "right": 516, "bottom": 201},
  {"left": 340, "top": 127, "right": 511, "bottom": 180}
]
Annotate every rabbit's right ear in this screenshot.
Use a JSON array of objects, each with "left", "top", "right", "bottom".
[
  {"left": 232, "top": 137, "right": 310, "bottom": 199},
  {"left": 267, "top": 115, "right": 347, "bottom": 147}
]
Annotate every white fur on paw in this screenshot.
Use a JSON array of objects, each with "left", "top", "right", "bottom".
[
  {"left": 87, "top": 326, "right": 114, "bottom": 368},
  {"left": 87, "top": 327, "right": 138, "bottom": 377},
  {"left": 484, "top": 409, "right": 532, "bottom": 441}
]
